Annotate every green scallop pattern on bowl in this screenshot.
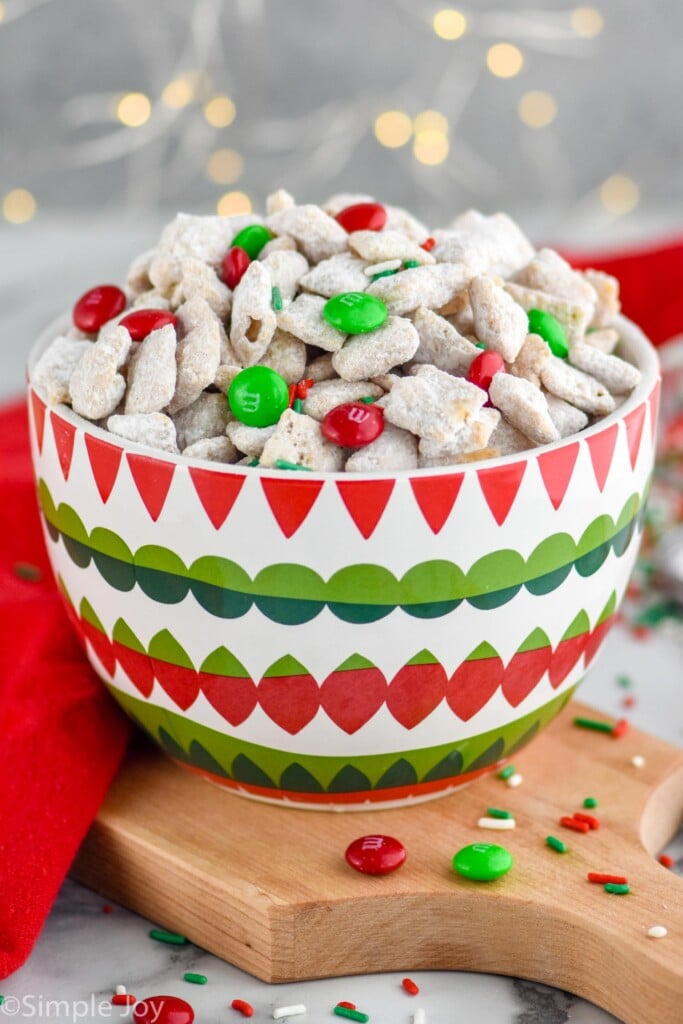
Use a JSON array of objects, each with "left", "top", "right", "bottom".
[{"left": 38, "top": 478, "right": 645, "bottom": 625}]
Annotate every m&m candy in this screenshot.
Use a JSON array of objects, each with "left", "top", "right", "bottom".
[
  {"left": 132, "top": 995, "right": 195, "bottom": 1024},
  {"left": 452, "top": 842, "right": 513, "bottom": 882},
  {"left": 322, "top": 402, "right": 384, "bottom": 448},
  {"left": 527, "top": 309, "right": 569, "bottom": 358},
  {"left": 323, "top": 292, "right": 388, "bottom": 334},
  {"left": 467, "top": 350, "right": 505, "bottom": 392},
  {"left": 222, "top": 246, "right": 251, "bottom": 289},
  {"left": 345, "top": 835, "right": 406, "bottom": 875},
  {"left": 73, "top": 285, "right": 126, "bottom": 333},
  {"left": 335, "top": 202, "right": 387, "bottom": 233},
  {"left": 228, "top": 366, "right": 289, "bottom": 427},
  {"left": 119, "top": 309, "right": 178, "bottom": 341},
  {"left": 230, "top": 224, "right": 273, "bottom": 259}
]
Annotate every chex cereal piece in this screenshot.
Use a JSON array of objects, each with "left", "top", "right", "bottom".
[
  {"left": 265, "top": 188, "right": 296, "bottom": 215},
  {"left": 305, "top": 352, "right": 336, "bottom": 382},
  {"left": 583, "top": 269, "right": 620, "bottom": 327},
  {"left": 168, "top": 296, "right": 222, "bottom": 413},
  {"left": 107, "top": 412, "right": 178, "bottom": 453},
  {"left": 541, "top": 357, "right": 616, "bottom": 416},
  {"left": 69, "top": 323, "right": 131, "bottom": 420},
  {"left": 227, "top": 421, "right": 277, "bottom": 458},
  {"left": 504, "top": 282, "right": 590, "bottom": 343},
  {"left": 332, "top": 315, "right": 420, "bottom": 382},
  {"left": 411, "top": 306, "right": 480, "bottom": 374},
  {"left": 489, "top": 373, "right": 560, "bottom": 445},
  {"left": 299, "top": 252, "right": 369, "bottom": 298},
  {"left": 348, "top": 229, "right": 435, "bottom": 266},
  {"left": 382, "top": 365, "right": 485, "bottom": 441},
  {"left": 214, "top": 363, "right": 243, "bottom": 393},
  {"left": 435, "top": 212, "right": 534, "bottom": 277},
  {"left": 173, "top": 392, "right": 232, "bottom": 449},
  {"left": 126, "top": 248, "right": 154, "bottom": 295},
  {"left": 265, "top": 204, "right": 348, "bottom": 263},
  {"left": 371, "top": 371, "right": 401, "bottom": 391},
  {"left": 260, "top": 234, "right": 297, "bottom": 256},
  {"left": 509, "top": 332, "right": 552, "bottom": 387},
  {"left": 278, "top": 292, "right": 346, "bottom": 352},
  {"left": 182, "top": 435, "right": 236, "bottom": 462},
  {"left": 229, "top": 260, "right": 277, "bottom": 365},
  {"left": 514, "top": 248, "right": 597, "bottom": 319},
  {"left": 260, "top": 249, "right": 309, "bottom": 302},
  {"left": 469, "top": 275, "right": 528, "bottom": 362},
  {"left": 440, "top": 288, "right": 474, "bottom": 331},
  {"left": 545, "top": 393, "right": 589, "bottom": 437},
  {"left": 346, "top": 422, "right": 418, "bottom": 472},
  {"left": 258, "top": 329, "right": 307, "bottom": 383},
  {"left": 322, "top": 191, "right": 375, "bottom": 216},
  {"left": 259, "top": 408, "right": 344, "bottom": 470},
  {"left": 568, "top": 340, "right": 641, "bottom": 394},
  {"left": 366, "top": 263, "right": 472, "bottom": 315},
  {"left": 584, "top": 327, "right": 619, "bottom": 354},
  {"left": 302, "top": 379, "right": 384, "bottom": 420},
  {"left": 125, "top": 324, "right": 177, "bottom": 414},
  {"left": 488, "top": 416, "right": 534, "bottom": 456},
  {"left": 132, "top": 289, "right": 172, "bottom": 311},
  {"left": 33, "top": 336, "right": 92, "bottom": 405},
  {"left": 418, "top": 407, "right": 500, "bottom": 467},
  {"left": 383, "top": 203, "right": 430, "bottom": 241},
  {"left": 174, "top": 257, "right": 232, "bottom": 319},
  {"left": 149, "top": 212, "right": 260, "bottom": 292}
]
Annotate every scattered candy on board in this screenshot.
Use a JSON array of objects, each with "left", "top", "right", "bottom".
[
  {"left": 132, "top": 995, "right": 195, "bottom": 1023},
  {"left": 452, "top": 843, "right": 514, "bottom": 882},
  {"left": 345, "top": 835, "right": 407, "bottom": 875}
]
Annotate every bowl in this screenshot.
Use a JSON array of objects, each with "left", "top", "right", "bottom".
[{"left": 27, "top": 314, "right": 660, "bottom": 809}]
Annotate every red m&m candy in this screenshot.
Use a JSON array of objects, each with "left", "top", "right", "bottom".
[
  {"left": 222, "top": 246, "right": 251, "bottom": 289},
  {"left": 133, "top": 995, "right": 194, "bottom": 1024},
  {"left": 73, "top": 285, "right": 126, "bottom": 333},
  {"left": 345, "top": 835, "right": 406, "bottom": 875},
  {"left": 321, "top": 401, "right": 384, "bottom": 448},
  {"left": 335, "top": 202, "right": 387, "bottom": 233},
  {"left": 119, "top": 308, "right": 178, "bottom": 341},
  {"left": 467, "top": 350, "right": 505, "bottom": 393}
]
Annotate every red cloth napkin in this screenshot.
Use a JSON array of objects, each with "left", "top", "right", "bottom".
[{"left": 0, "top": 238, "right": 680, "bottom": 979}]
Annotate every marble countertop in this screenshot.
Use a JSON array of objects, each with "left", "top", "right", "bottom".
[{"left": 2, "top": 217, "right": 682, "bottom": 1023}]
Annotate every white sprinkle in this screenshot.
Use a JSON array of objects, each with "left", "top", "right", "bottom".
[
  {"left": 364, "top": 258, "right": 402, "bottom": 277},
  {"left": 631, "top": 755, "right": 646, "bottom": 768},
  {"left": 506, "top": 772, "right": 524, "bottom": 788},
  {"left": 647, "top": 925, "right": 668, "bottom": 939},
  {"left": 412, "top": 1010, "right": 426, "bottom": 1024},
  {"left": 478, "top": 816, "right": 516, "bottom": 830},
  {"left": 273, "top": 1005, "right": 307, "bottom": 1020},
  {"left": 115, "top": 985, "right": 127, "bottom": 996}
]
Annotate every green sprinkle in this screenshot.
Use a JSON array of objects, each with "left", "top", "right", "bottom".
[
  {"left": 583, "top": 797, "right": 598, "bottom": 809},
  {"left": 359, "top": 396, "right": 377, "bottom": 404},
  {"left": 605, "top": 882, "right": 630, "bottom": 895},
  {"left": 474, "top": 341, "right": 486, "bottom": 349},
  {"left": 247, "top": 458, "right": 260, "bottom": 467},
  {"left": 13, "top": 561, "right": 42, "bottom": 581},
  {"left": 293, "top": 397, "right": 303, "bottom": 413},
  {"left": 274, "top": 459, "right": 312, "bottom": 471},
  {"left": 149, "top": 928, "right": 188, "bottom": 945},
  {"left": 616, "top": 674, "right": 632, "bottom": 689},
  {"left": 371, "top": 269, "right": 398, "bottom": 282},
  {"left": 271, "top": 285, "right": 283, "bottom": 311},
  {"left": 184, "top": 973, "right": 207, "bottom": 985},
  {"left": 546, "top": 835, "right": 568, "bottom": 853},
  {"left": 403, "top": 259, "right": 420, "bottom": 269},
  {"left": 334, "top": 1007, "right": 369, "bottom": 1022},
  {"left": 487, "top": 807, "right": 513, "bottom": 819},
  {"left": 0, "top": 997, "right": 4, "bottom": 1006},
  {"left": 573, "top": 716, "right": 614, "bottom": 734},
  {"left": 498, "top": 765, "right": 516, "bottom": 780}
]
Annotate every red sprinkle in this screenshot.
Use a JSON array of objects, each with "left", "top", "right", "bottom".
[
  {"left": 112, "top": 994, "right": 136, "bottom": 1006},
  {"left": 119, "top": 308, "right": 178, "bottom": 341},
  {"left": 622, "top": 695, "right": 636, "bottom": 708},
  {"left": 102, "top": 904, "right": 114, "bottom": 914},
  {"left": 659, "top": 854, "right": 674, "bottom": 869},
  {"left": 73, "top": 284, "right": 126, "bottom": 333},
  {"left": 231, "top": 999, "right": 254, "bottom": 1017},
  {"left": 560, "top": 816, "right": 591, "bottom": 834},
  {"left": 222, "top": 246, "right": 251, "bottom": 289},
  {"left": 631, "top": 624, "right": 650, "bottom": 641},
  {"left": 287, "top": 383, "right": 297, "bottom": 408},
  {"left": 296, "top": 377, "right": 315, "bottom": 399},
  {"left": 345, "top": 834, "right": 407, "bottom": 875},
  {"left": 420, "top": 237, "right": 436, "bottom": 252},
  {"left": 588, "top": 872, "right": 628, "bottom": 885},
  {"left": 335, "top": 202, "right": 387, "bottom": 233},
  {"left": 467, "top": 350, "right": 505, "bottom": 395},
  {"left": 573, "top": 813, "right": 600, "bottom": 830},
  {"left": 402, "top": 978, "right": 420, "bottom": 996},
  {"left": 611, "top": 719, "right": 629, "bottom": 739},
  {"left": 336, "top": 1002, "right": 357, "bottom": 1011},
  {"left": 322, "top": 401, "right": 385, "bottom": 448}
]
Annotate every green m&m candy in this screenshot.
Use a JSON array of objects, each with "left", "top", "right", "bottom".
[
  {"left": 230, "top": 224, "right": 274, "bottom": 259},
  {"left": 228, "top": 366, "right": 289, "bottom": 427},
  {"left": 452, "top": 842, "right": 513, "bottom": 882},
  {"left": 323, "top": 292, "right": 388, "bottom": 334},
  {"left": 527, "top": 308, "right": 569, "bottom": 358}
]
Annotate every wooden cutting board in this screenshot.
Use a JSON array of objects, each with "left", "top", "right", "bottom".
[{"left": 72, "top": 700, "right": 683, "bottom": 1024}]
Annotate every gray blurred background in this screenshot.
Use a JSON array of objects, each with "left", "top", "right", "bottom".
[{"left": 1, "top": 0, "right": 682, "bottom": 394}]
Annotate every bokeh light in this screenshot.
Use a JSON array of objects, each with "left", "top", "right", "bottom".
[
  {"left": 217, "top": 190, "right": 251, "bottom": 216},
  {"left": 161, "top": 76, "right": 196, "bottom": 110},
  {"left": 413, "top": 110, "right": 449, "bottom": 134},
  {"left": 204, "top": 95, "right": 236, "bottom": 128},
  {"left": 206, "top": 148, "right": 244, "bottom": 185},
  {"left": 486, "top": 43, "right": 524, "bottom": 78},
  {"left": 116, "top": 92, "right": 152, "bottom": 127},
  {"left": 433, "top": 9, "right": 467, "bottom": 40},
  {"left": 413, "top": 129, "right": 450, "bottom": 166},
  {"left": 600, "top": 175, "right": 640, "bottom": 214},
  {"left": 3, "top": 188, "right": 36, "bottom": 224},
  {"left": 571, "top": 7, "right": 604, "bottom": 37},
  {"left": 518, "top": 91, "right": 557, "bottom": 128},
  {"left": 374, "top": 110, "right": 413, "bottom": 148}
]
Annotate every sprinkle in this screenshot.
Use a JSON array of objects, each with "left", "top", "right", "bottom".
[
  {"left": 271, "top": 285, "right": 283, "bottom": 311},
  {"left": 648, "top": 926, "right": 668, "bottom": 938},
  {"left": 611, "top": 718, "right": 629, "bottom": 739},
  {"left": 273, "top": 1004, "right": 307, "bottom": 1019},
  {"left": 184, "top": 973, "right": 207, "bottom": 985},
  {"left": 232, "top": 999, "right": 255, "bottom": 1017},
  {"left": 13, "top": 561, "right": 42, "bottom": 581},
  {"left": 112, "top": 994, "right": 136, "bottom": 1006},
  {"left": 631, "top": 755, "right": 646, "bottom": 768},
  {"left": 475, "top": 341, "right": 486, "bottom": 349},
  {"left": 336, "top": 1003, "right": 357, "bottom": 1011},
  {"left": 560, "top": 816, "right": 590, "bottom": 834},
  {"left": 371, "top": 269, "right": 398, "bottom": 282},
  {"left": 604, "top": 882, "right": 630, "bottom": 895},
  {"left": 498, "top": 765, "right": 516, "bottom": 780},
  {"left": 506, "top": 772, "right": 523, "bottom": 788},
  {"left": 403, "top": 259, "right": 420, "bottom": 269},
  {"left": 617, "top": 673, "right": 632, "bottom": 688},
  {"left": 102, "top": 904, "right": 114, "bottom": 914},
  {"left": 573, "top": 716, "right": 614, "bottom": 734},
  {"left": 364, "top": 258, "right": 402, "bottom": 277},
  {"left": 478, "top": 816, "right": 516, "bottom": 830},
  {"left": 622, "top": 695, "right": 636, "bottom": 708},
  {"left": 288, "top": 383, "right": 297, "bottom": 407},
  {"left": 413, "top": 1011, "right": 426, "bottom": 1024},
  {"left": 295, "top": 378, "right": 314, "bottom": 399},
  {"left": 274, "top": 460, "right": 312, "bottom": 471},
  {"left": 334, "top": 1008, "right": 369, "bottom": 1022},
  {"left": 583, "top": 797, "right": 598, "bottom": 809},
  {"left": 546, "top": 836, "right": 568, "bottom": 853},
  {"left": 588, "top": 872, "right": 628, "bottom": 885},
  {"left": 573, "top": 812, "right": 600, "bottom": 830},
  {"left": 658, "top": 854, "right": 674, "bottom": 869},
  {"left": 115, "top": 986, "right": 127, "bottom": 996},
  {"left": 0, "top": 998, "right": 4, "bottom": 1006},
  {"left": 486, "top": 808, "right": 513, "bottom": 819},
  {"left": 359, "top": 396, "right": 377, "bottom": 404},
  {"left": 247, "top": 457, "right": 260, "bottom": 467},
  {"left": 420, "top": 237, "right": 436, "bottom": 251},
  {"left": 293, "top": 398, "right": 303, "bottom": 413},
  {"left": 402, "top": 978, "right": 420, "bottom": 996},
  {"left": 149, "top": 928, "right": 188, "bottom": 945}
]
